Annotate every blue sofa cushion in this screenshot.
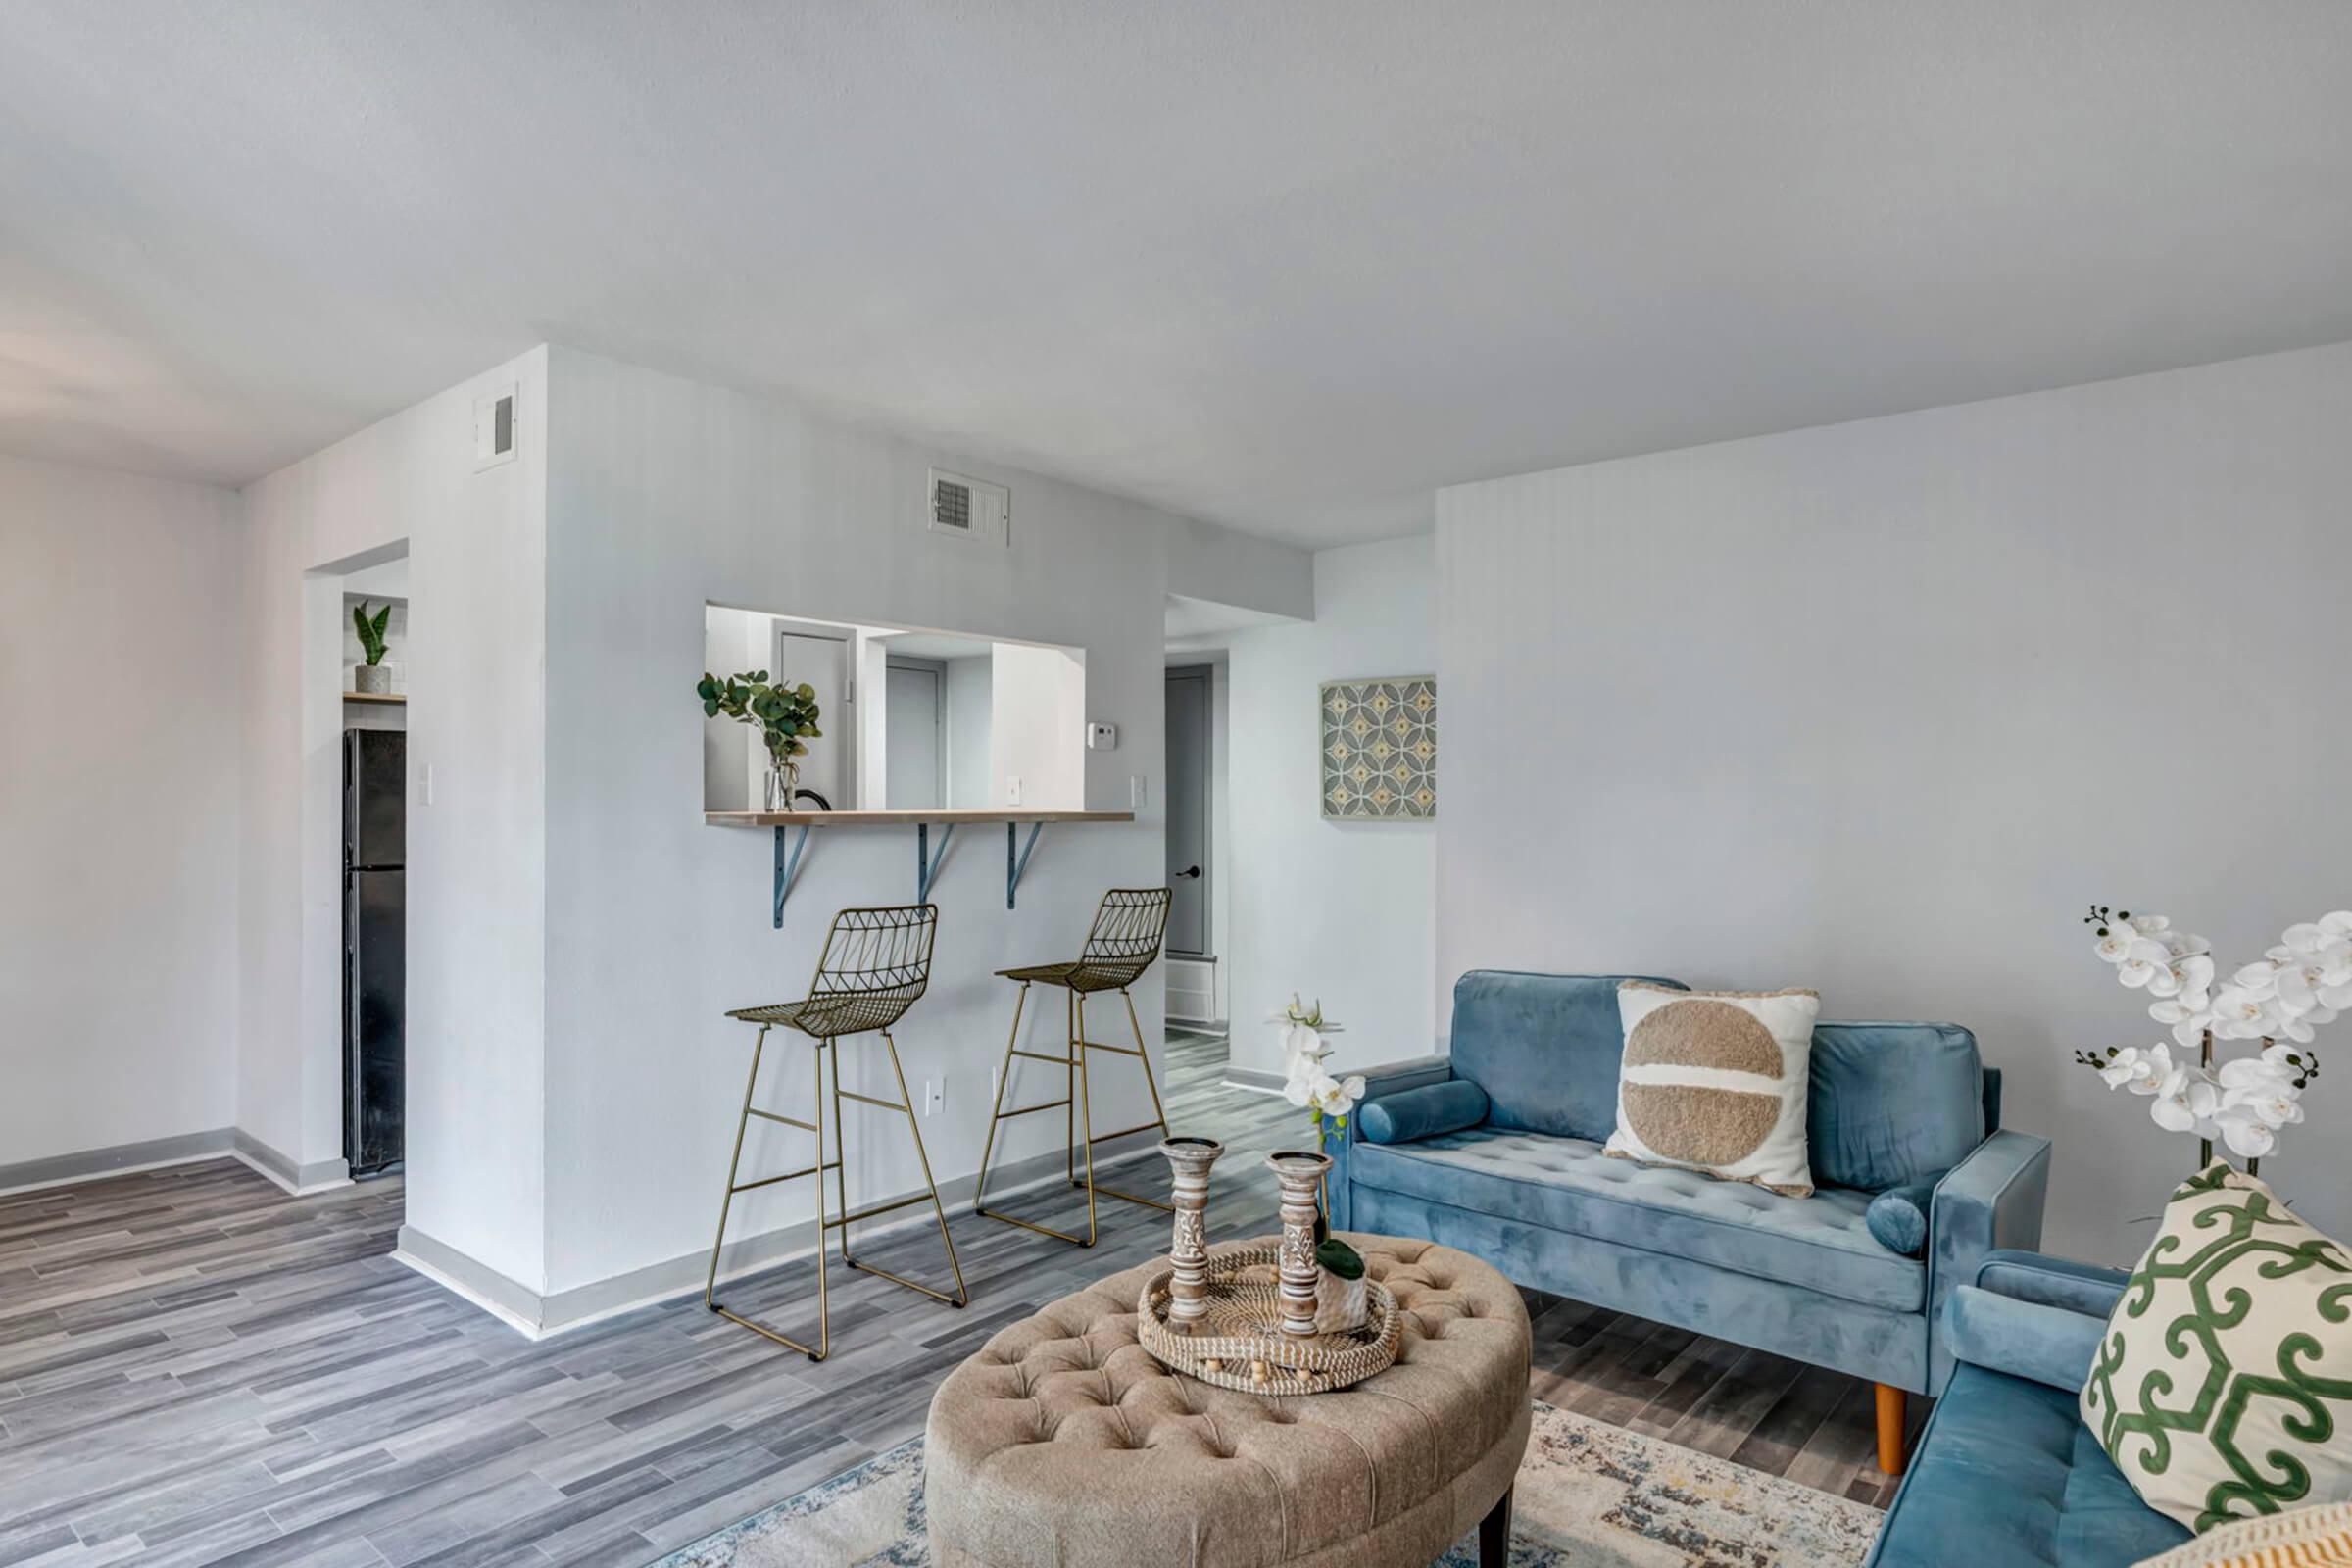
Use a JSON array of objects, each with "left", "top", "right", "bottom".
[
  {"left": 1449, "top": 970, "right": 1684, "bottom": 1143},
  {"left": 1868, "top": 1363, "right": 2190, "bottom": 1568},
  {"left": 1864, "top": 1178, "right": 1938, "bottom": 1257},
  {"left": 1360, "top": 1081, "right": 1489, "bottom": 1145},
  {"left": 1808, "top": 1022, "right": 1984, "bottom": 1192},
  {"left": 1350, "top": 1127, "right": 1922, "bottom": 1312}
]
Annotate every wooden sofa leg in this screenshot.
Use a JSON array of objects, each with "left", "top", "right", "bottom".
[{"left": 1875, "top": 1383, "right": 1908, "bottom": 1474}]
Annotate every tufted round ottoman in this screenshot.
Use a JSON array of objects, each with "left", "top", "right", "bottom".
[{"left": 924, "top": 1235, "right": 1531, "bottom": 1567}]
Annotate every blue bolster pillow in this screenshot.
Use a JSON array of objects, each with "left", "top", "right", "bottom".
[
  {"left": 1359, "top": 1081, "right": 1490, "bottom": 1145},
  {"left": 1865, "top": 1177, "right": 1940, "bottom": 1257}
]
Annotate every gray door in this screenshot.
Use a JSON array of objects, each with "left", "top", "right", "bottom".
[
  {"left": 1164, "top": 666, "right": 1211, "bottom": 956},
  {"left": 771, "top": 628, "right": 851, "bottom": 806},
  {"left": 885, "top": 662, "right": 945, "bottom": 809}
]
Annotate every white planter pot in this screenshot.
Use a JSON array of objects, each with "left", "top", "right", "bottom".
[
  {"left": 353, "top": 663, "right": 392, "bottom": 694},
  {"left": 1314, "top": 1269, "right": 1367, "bottom": 1334}
]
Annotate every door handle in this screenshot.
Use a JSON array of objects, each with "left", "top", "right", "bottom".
[{"left": 1176, "top": 865, "right": 1201, "bottom": 879}]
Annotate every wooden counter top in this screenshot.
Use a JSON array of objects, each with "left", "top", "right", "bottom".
[{"left": 706, "top": 808, "right": 1136, "bottom": 828}]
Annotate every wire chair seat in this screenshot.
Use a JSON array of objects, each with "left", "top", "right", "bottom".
[
  {"left": 996, "top": 888, "right": 1172, "bottom": 994},
  {"left": 994, "top": 959, "right": 1149, "bottom": 995},
  {"left": 725, "top": 982, "right": 924, "bottom": 1039}
]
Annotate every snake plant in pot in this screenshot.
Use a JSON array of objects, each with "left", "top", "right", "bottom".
[
  {"left": 352, "top": 601, "right": 394, "bottom": 693},
  {"left": 698, "top": 669, "right": 823, "bottom": 810}
]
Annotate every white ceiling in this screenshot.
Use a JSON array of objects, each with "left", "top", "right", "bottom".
[{"left": 6, "top": 3, "right": 2351, "bottom": 548}]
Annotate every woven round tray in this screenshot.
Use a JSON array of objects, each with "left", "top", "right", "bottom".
[{"left": 1136, "top": 1243, "right": 1400, "bottom": 1396}]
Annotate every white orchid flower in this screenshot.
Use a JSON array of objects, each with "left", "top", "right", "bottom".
[
  {"left": 2098, "top": 1043, "right": 2173, "bottom": 1095},
  {"left": 1278, "top": 1021, "right": 1326, "bottom": 1066},
  {"left": 2162, "top": 929, "right": 2212, "bottom": 960},
  {"left": 2217, "top": 1054, "right": 2296, "bottom": 1094},
  {"left": 1282, "top": 1065, "right": 1332, "bottom": 1109},
  {"left": 2148, "top": 990, "right": 2215, "bottom": 1046},
  {"left": 2278, "top": 923, "right": 2334, "bottom": 957},
  {"left": 2128, "top": 914, "right": 2174, "bottom": 937},
  {"left": 2144, "top": 953, "right": 2214, "bottom": 1003},
  {"left": 2322, "top": 911, "right": 2352, "bottom": 937},
  {"left": 2208, "top": 984, "right": 2274, "bottom": 1039},
  {"left": 2233, "top": 960, "right": 2282, "bottom": 996},
  {"left": 2222, "top": 1079, "right": 2304, "bottom": 1129},
  {"left": 1307, "top": 1074, "right": 1368, "bottom": 1119},
  {"left": 2116, "top": 939, "right": 2175, "bottom": 989},
  {"left": 2148, "top": 1065, "right": 2221, "bottom": 1135},
  {"left": 2093, "top": 926, "right": 2140, "bottom": 965},
  {"left": 2214, "top": 1104, "right": 2278, "bottom": 1159}
]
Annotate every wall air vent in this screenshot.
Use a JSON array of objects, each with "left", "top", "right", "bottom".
[
  {"left": 929, "top": 469, "right": 1008, "bottom": 546},
  {"left": 473, "top": 383, "right": 518, "bottom": 470}
]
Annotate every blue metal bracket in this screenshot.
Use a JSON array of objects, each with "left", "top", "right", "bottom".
[
  {"left": 772, "top": 823, "right": 811, "bottom": 929},
  {"left": 1006, "top": 821, "right": 1045, "bottom": 908},
  {"left": 916, "top": 821, "right": 956, "bottom": 904}
]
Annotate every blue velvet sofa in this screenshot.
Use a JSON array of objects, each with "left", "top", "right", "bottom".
[
  {"left": 1327, "top": 971, "right": 2052, "bottom": 1453},
  {"left": 1867, "top": 1250, "right": 2187, "bottom": 1567}
]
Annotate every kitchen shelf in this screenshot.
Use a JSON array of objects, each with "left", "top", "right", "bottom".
[
  {"left": 704, "top": 809, "right": 1137, "bottom": 926},
  {"left": 343, "top": 691, "right": 407, "bottom": 705}
]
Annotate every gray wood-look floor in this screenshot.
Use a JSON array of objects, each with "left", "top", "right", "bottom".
[{"left": 0, "top": 1028, "right": 1902, "bottom": 1566}]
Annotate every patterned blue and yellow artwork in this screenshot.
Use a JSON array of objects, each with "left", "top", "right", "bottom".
[{"left": 1320, "top": 676, "right": 1437, "bottom": 819}]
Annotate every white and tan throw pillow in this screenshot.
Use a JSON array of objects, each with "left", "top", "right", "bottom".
[
  {"left": 2131, "top": 1501, "right": 2352, "bottom": 1567},
  {"left": 2084, "top": 1163, "right": 2352, "bottom": 1535},
  {"left": 1603, "top": 982, "right": 1820, "bottom": 1197}
]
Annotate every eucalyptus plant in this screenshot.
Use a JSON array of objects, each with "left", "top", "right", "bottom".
[
  {"left": 697, "top": 669, "right": 823, "bottom": 768},
  {"left": 353, "top": 601, "right": 392, "bottom": 666}
]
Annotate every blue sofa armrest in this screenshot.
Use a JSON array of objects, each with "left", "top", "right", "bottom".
[
  {"left": 1925, "top": 1129, "right": 2052, "bottom": 1393},
  {"left": 1975, "top": 1248, "right": 2130, "bottom": 1319},
  {"left": 1326, "top": 1055, "right": 1453, "bottom": 1230},
  {"left": 1944, "top": 1284, "right": 2107, "bottom": 1393}
]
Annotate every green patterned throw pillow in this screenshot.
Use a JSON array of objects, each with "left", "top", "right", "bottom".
[{"left": 2083, "top": 1162, "right": 2352, "bottom": 1533}]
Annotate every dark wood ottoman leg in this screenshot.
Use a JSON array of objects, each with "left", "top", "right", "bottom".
[{"left": 1479, "top": 1486, "right": 1513, "bottom": 1566}]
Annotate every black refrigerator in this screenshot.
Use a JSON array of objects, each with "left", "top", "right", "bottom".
[{"left": 344, "top": 729, "right": 406, "bottom": 1177}]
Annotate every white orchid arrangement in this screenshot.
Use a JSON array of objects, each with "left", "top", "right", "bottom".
[
  {"left": 1271, "top": 994, "right": 1367, "bottom": 1140},
  {"left": 2076, "top": 904, "right": 2341, "bottom": 1162}
]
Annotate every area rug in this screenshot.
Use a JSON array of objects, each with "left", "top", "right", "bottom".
[{"left": 653, "top": 1400, "right": 1884, "bottom": 1567}]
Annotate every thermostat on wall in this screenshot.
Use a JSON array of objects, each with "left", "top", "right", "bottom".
[{"left": 1085, "top": 722, "right": 1117, "bottom": 751}]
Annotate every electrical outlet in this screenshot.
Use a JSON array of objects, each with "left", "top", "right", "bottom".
[
  {"left": 923, "top": 1078, "right": 945, "bottom": 1118},
  {"left": 1131, "top": 775, "right": 1146, "bottom": 808},
  {"left": 1006, "top": 775, "right": 1023, "bottom": 806}
]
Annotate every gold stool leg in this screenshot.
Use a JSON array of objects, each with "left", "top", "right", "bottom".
[
  {"left": 973, "top": 981, "right": 1099, "bottom": 1246},
  {"left": 828, "top": 1030, "right": 969, "bottom": 1307},
  {"left": 705, "top": 1029, "right": 833, "bottom": 1361},
  {"left": 1074, "top": 988, "right": 1175, "bottom": 1215}
]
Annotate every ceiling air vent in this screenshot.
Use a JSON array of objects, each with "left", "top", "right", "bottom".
[{"left": 929, "top": 469, "right": 1008, "bottom": 546}]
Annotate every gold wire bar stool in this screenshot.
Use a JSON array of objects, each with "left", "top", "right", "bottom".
[
  {"left": 705, "top": 904, "right": 967, "bottom": 1360},
  {"left": 972, "top": 887, "right": 1176, "bottom": 1247}
]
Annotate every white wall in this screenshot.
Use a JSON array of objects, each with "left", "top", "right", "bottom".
[
  {"left": 989, "top": 642, "right": 1086, "bottom": 810},
  {"left": 536, "top": 345, "right": 1305, "bottom": 1300},
  {"left": 1436, "top": 340, "right": 2352, "bottom": 1262},
  {"left": 1208, "top": 536, "right": 1438, "bottom": 1080},
  {"left": 944, "top": 654, "right": 993, "bottom": 809},
  {"left": 0, "top": 454, "right": 242, "bottom": 1168},
  {"left": 239, "top": 349, "right": 549, "bottom": 1273}
]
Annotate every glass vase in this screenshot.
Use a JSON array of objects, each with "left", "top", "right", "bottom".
[{"left": 763, "top": 760, "right": 800, "bottom": 812}]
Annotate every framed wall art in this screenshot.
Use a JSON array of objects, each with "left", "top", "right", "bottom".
[{"left": 1319, "top": 676, "right": 1436, "bottom": 819}]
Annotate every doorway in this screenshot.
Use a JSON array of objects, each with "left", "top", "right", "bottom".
[
  {"left": 1164, "top": 664, "right": 1219, "bottom": 1027},
  {"left": 885, "top": 659, "right": 946, "bottom": 808}
]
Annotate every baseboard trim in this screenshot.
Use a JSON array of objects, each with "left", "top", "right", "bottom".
[
  {"left": 398, "top": 1129, "right": 1164, "bottom": 1341},
  {"left": 231, "top": 1131, "right": 351, "bottom": 1196},
  {"left": 1220, "top": 1066, "right": 1288, "bottom": 1096},
  {"left": 0, "top": 1128, "right": 238, "bottom": 1197}
]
